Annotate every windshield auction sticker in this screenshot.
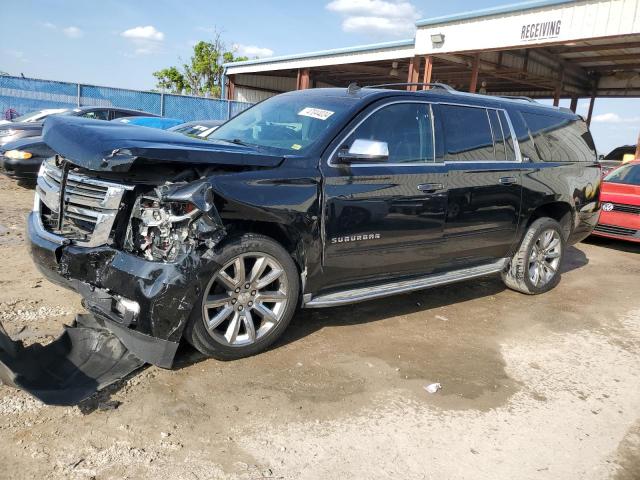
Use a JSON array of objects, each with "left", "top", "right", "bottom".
[{"left": 298, "top": 107, "right": 334, "bottom": 121}]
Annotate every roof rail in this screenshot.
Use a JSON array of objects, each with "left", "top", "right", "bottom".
[
  {"left": 364, "top": 82, "right": 457, "bottom": 93},
  {"left": 498, "top": 95, "right": 538, "bottom": 103}
]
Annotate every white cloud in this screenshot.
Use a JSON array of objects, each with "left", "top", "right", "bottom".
[
  {"left": 592, "top": 112, "right": 640, "bottom": 123},
  {"left": 121, "top": 25, "right": 164, "bottom": 41},
  {"left": 120, "top": 25, "right": 164, "bottom": 56},
  {"left": 63, "top": 26, "right": 83, "bottom": 38},
  {"left": 233, "top": 44, "right": 274, "bottom": 58},
  {"left": 326, "top": 0, "right": 420, "bottom": 36},
  {"left": 42, "top": 22, "right": 57, "bottom": 29}
]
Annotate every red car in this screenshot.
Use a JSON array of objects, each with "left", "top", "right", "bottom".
[{"left": 593, "top": 160, "right": 640, "bottom": 243}]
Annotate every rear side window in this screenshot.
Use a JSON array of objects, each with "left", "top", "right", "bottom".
[
  {"left": 345, "top": 102, "right": 434, "bottom": 163},
  {"left": 440, "top": 105, "right": 494, "bottom": 161},
  {"left": 521, "top": 112, "right": 596, "bottom": 162},
  {"left": 81, "top": 109, "right": 110, "bottom": 121}
]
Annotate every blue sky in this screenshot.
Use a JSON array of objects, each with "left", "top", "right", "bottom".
[{"left": 2, "top": 0, "right": 638, "bottom": 153}]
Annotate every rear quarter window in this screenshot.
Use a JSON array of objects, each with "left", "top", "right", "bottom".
[{"left": 520, "top": 111, "right": 596, "bottom": 162}]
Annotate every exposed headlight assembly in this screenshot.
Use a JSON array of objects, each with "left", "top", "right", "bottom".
[{"left": 4, "top": 150, "right": 33, "bottom": 159}]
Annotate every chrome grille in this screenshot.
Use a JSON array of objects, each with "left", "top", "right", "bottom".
[
  {"left": 610, "top": 203, "right": 640, "bottom": 215},
  {"left": 36, "top": 159, "right": 133, "bottom": 247}
]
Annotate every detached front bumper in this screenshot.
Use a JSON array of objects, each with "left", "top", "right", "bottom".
[{"left": 27, "top": 209, "right": 212, "bottom": 368}]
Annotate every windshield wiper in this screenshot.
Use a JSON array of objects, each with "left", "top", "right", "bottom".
[{"left": 218, "top": 138, "right": 256, "bottom": 147}]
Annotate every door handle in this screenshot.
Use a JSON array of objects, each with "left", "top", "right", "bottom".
[
  {"left": 417, "top": 183, "right": 444, "bottom": 193},
  {"left": 499, "top": 176, "right": 518, "bottom": 186}
]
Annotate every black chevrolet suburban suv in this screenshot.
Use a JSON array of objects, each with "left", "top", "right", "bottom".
[{"left": 27, "top": 85, "right": 601, "bottom": 366}]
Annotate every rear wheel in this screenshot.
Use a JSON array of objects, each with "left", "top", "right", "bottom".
[
  {"left": 502, "top": 217, "right": 565, "bottom": 295},
  {"left": 185, "top": 234, "right": 299, "bottom": 360}
]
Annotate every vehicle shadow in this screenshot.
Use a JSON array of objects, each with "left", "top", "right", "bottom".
[
  {"left": 583, "top": 235, "right": 640, "bottom": 254},
  {"left": 562, "top": 245, "right": 589, "bottom": 273},
  {"left": 174, "top": 245, "right": 590, "bottom": 367}
]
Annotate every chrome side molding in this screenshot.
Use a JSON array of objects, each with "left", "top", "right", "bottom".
[{"left": 304, "top": 258, "right": 508, "bottom": 308}]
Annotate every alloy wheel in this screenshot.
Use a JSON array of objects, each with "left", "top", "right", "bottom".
[
  {"left": 528, "top": 229, "right": 561, "bottom": 287},
  {"left": 202, "top": 253, "right": 289, "bottom": 347}
]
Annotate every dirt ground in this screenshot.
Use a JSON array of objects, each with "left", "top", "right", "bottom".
[{"left": 0, "top": 174, "right": 638, "bottom": 480}]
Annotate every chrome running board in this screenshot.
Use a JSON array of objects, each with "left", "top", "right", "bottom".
[{"left": 304, "top": 258, "right": 508, "bottom": 308}]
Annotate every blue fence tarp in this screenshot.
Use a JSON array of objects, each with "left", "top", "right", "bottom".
[{"left": 0, "top": 75, "right": 252, "bottom": 122}]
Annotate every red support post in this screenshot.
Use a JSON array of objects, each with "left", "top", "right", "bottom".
[
  {"left": 586, "top": 89, "right": 596, "bottom": 126},
  {"left": 569, "top": 96, "right": 578, "bottom": 113},
  {"left": 296, "top": 68, "right": 310, "bottom": 90},
  {"left": 226, "top": 75, "right": 235, "bottom": 100},
  {"left": 469, "top": 53, "right": 480, "bottom": 93},
  {"left": 407, "top": 56, "right": 421, "bottom": 91},
  {"left": 422, "top": 55, "right": 433, "bottom": 89}
]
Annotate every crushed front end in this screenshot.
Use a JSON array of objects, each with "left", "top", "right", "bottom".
[{"left": 24, "top": 157, "right": 226, "bottom": 369}]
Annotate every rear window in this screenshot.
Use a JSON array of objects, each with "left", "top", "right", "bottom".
[
  {"left": 520, "top": 111, "right": 596, "bottom": 162},
  {"left": 605, "top": 163, "right": 640, "bottom": 185}
]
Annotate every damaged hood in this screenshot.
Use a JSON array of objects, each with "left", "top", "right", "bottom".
[{"left": 43, "top": 115, "right": 284, "bottom": 172}]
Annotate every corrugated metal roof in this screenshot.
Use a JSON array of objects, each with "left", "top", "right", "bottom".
[{"left": 223, "top": 39, "right": 414, "bottom": 69}]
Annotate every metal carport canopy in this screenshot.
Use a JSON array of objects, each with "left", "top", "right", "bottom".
[{"left": 223, "top": 0, "right": 640, "bottom": 156}]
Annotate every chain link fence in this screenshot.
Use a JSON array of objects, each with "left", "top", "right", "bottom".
[{"left": 0, "top": 75, "right": 253, "bottom": 122}]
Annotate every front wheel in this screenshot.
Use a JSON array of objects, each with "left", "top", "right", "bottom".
[
  {"left": 502, "top": 217, "right": 565, "bottom": 295},
  {"left": 185, "top": 234, "right": 300, "bottom": 360}
]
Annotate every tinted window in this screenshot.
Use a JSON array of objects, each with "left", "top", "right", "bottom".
[
  {"left": 344, "top": 102, "right": 434, "bottom": 163},
  {"left": 81, "top": 110, "right": 110, "bottom": 120},
  {"left": 441, "top": 105, "right": 494, "bottom": 161},
  {"left": 521, "top": 112, "right": 596, "bottom": 162},
  {"left": 498, "top": 110, "right": 517, "bottom": 161},
  {"left": 488, "top": 109, "right": 506, "bottom": 161},
  {"left": 604, "top": 163, "right": 640, "bottom": 185},
  {"left": 111, "top": 110, "right": 133, "bottom": 120},
  {"left": 511, "top": 111, "right": 540, "bottom": 162}
]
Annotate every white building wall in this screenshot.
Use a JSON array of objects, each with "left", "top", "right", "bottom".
[{"left": 415, "top": 0, "right": 640, "bottom": 54}]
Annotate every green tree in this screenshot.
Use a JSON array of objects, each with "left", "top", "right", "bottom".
[
  {"left": 153, "top": 31, "right": 248, "bottom": 98},
  {"left": 153, "top": 67, "right": 186, "bottom": 94}
]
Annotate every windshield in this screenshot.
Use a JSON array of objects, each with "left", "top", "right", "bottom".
[
  {"left": 605, "top": 162, "right": 640, "bottom": 185},
  {"left": 208, "top": 94, "right": 356, "bottom": 152},
  {"left": 12, "top": 108, "right": 70, "bottom": 123}
]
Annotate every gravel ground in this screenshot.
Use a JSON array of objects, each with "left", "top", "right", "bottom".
[{"left": 0, "top": 174, "right": 638, "bottom": 480}]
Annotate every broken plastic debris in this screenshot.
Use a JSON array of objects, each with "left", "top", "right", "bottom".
[{"left": 424, "top": 383, "right": 442, "bottom": 394}]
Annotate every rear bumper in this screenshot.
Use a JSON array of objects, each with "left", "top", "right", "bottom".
[
  {"left": 27, "top": 210, "right": 214, "bottom": 368},
  {"left": 567, "top": 210, "right": 600, "bottom": 245},
  {"left": 0, "top": 155, "right": 42, "bottom": 180}
]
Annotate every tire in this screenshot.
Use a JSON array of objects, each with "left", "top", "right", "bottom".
[
  {"left": 501, "top": 217, "right": 565, "bottom": 295},
  {"left": 184, "top": 233, "right": 300, "bottom": 360}
]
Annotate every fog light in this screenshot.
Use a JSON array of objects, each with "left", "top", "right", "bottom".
[{"left": 112, "top": 295, "right": 140, "bottom": 325}]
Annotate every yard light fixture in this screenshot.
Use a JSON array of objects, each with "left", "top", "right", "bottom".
[{"left": 431, "top": 33, "right": 445, "bottom": 47}]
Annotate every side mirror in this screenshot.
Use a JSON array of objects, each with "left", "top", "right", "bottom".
[{"left": 336, "top": 139, "right": 389, "bottom": 163}]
